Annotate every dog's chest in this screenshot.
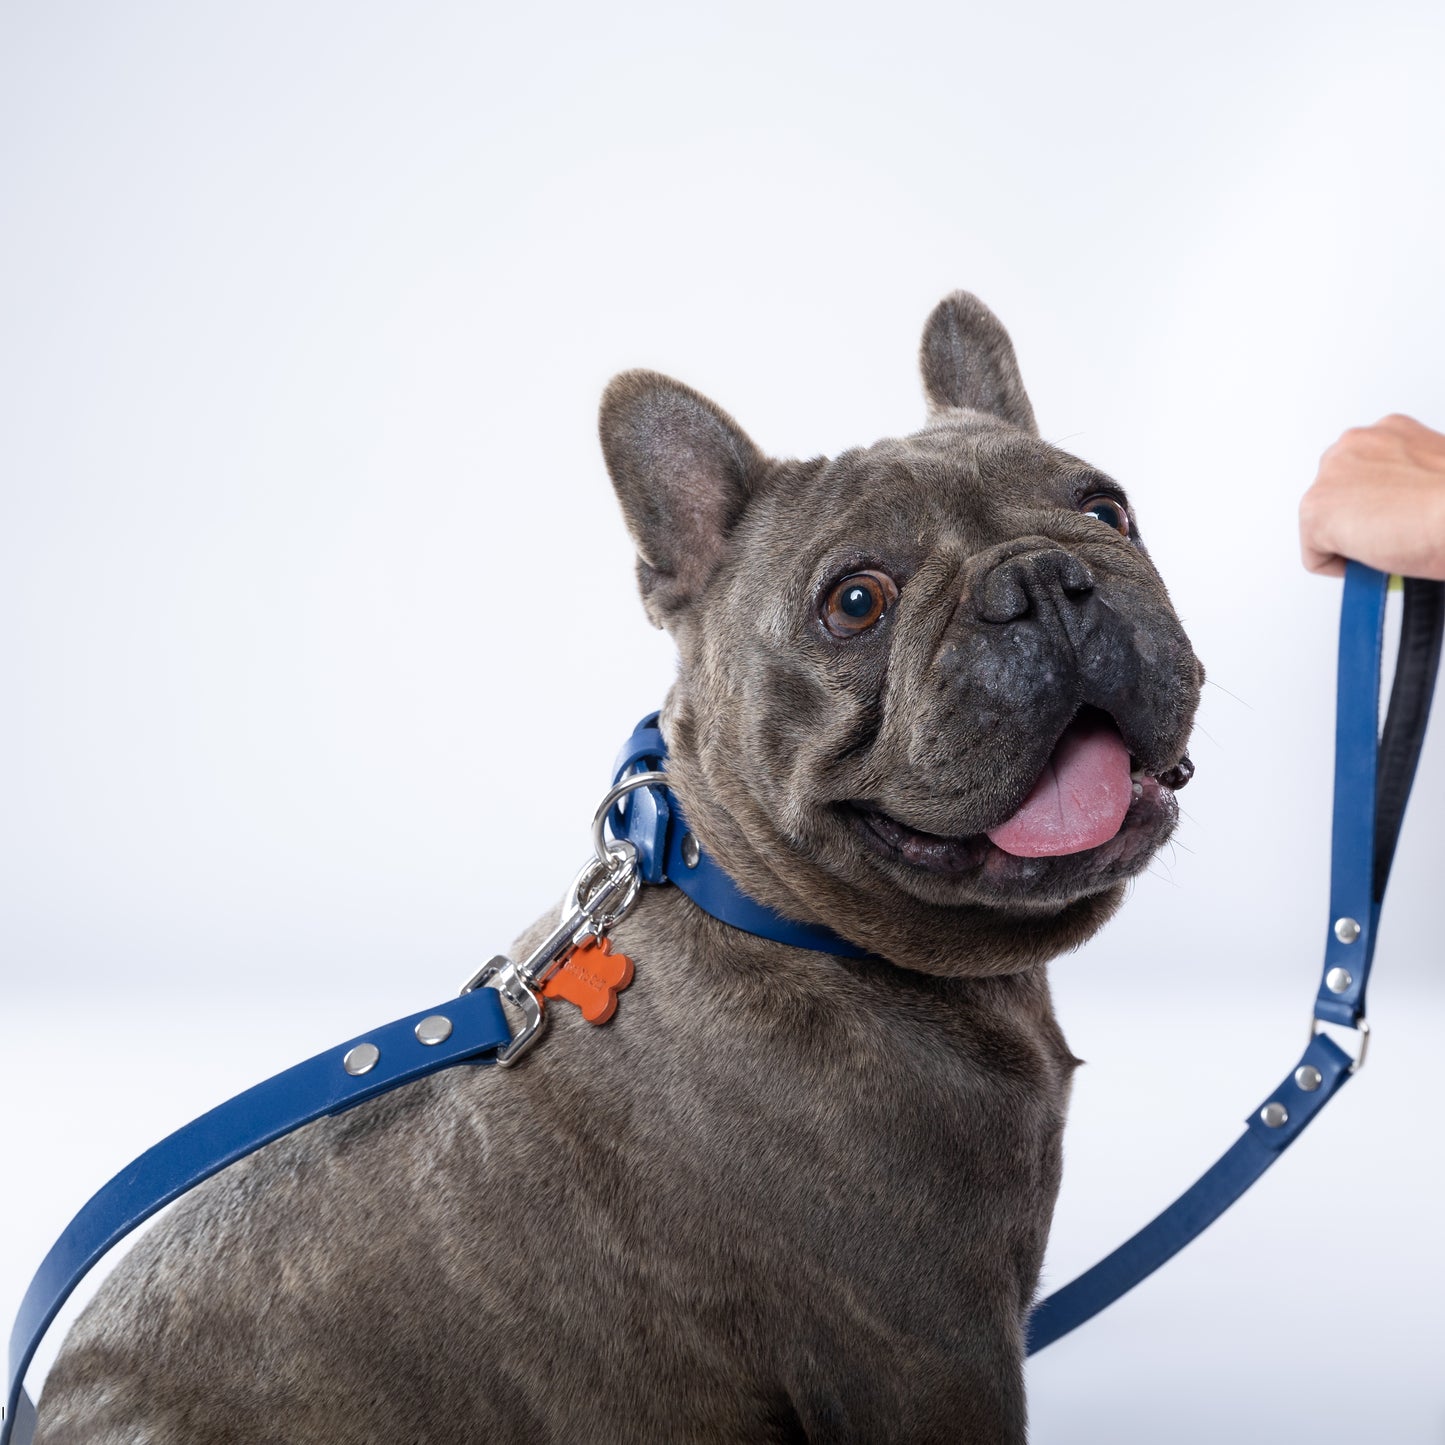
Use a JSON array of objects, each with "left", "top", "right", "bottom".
[{"left": 507, "top": 929, "right": 1071, "bottom": 1434}]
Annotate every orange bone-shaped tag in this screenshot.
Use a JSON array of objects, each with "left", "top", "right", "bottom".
[{"left": 541, "top": 936, "right": 634, "bottom": 1024}]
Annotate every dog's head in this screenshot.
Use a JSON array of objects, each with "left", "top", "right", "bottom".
[{"left": 601, "top": 293, "right": 1203, "bottom": 975}]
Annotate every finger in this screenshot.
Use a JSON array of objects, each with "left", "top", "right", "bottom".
[
  {"left": 1306, "top": 553, "right": 1347, "bottom": 578},
  {"left": 1300, "top": 531, "right": 1346, "bottom": 577}
]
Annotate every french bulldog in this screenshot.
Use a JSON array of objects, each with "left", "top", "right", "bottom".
[{"left": 34, "top": 292, "right": 1201, "bottom": 1444}]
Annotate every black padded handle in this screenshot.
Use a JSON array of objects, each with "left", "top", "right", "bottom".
[{"left": 1373, "top": 578, "right": 1445, "bottom": 903}]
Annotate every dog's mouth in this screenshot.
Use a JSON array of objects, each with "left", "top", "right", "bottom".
[{"left": 847, "top": 708, "right": 1193, "bottom": 879}]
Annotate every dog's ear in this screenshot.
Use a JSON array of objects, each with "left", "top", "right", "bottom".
[
  {"left": 919, "top": 292, "right": 1038, "bottom": 435},
  {"left": 600, "top": 369, "right": 765, "bottom": 628}
]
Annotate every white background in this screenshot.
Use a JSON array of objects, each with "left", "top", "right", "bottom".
[{"left": 3, "top": 2, "right": 1443, "bottom": 1439}]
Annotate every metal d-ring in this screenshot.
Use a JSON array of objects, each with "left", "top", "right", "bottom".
[
  {"left": 590, "top": 770, "right": 669, "bottom": 867},
  {"left": 1309, "top": 1014, "right": 1371, "bottom": 1074}
]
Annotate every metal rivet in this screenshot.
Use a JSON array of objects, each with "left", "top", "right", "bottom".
[
  {"left": 343, "top": 1042, "right": 380, "bottom": 1077},
  {"left": 1325, "top": 966, "right": 1353, "bottom": 994},
  {"left": 1294, "top": 1065, "right": 1323, "bottom": 1092},
  {"left": 414, "top": 1014, "right": 453, "bottom": 1046},
  {"left": 681, "top": 832, "right": 700, "bottom": 869},
  {"left": 1260, "top": 1101, "right": 1289, "bottom": 1128},
  {"left": 1334, "top": 917, "right": 1361, "bottom": 944}
]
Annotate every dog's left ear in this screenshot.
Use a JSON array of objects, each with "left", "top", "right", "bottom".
[
  {"left": 600, "top": 369, "right": 765, "bottom": 629},
  {"left": 919, "top": 292, "right": 1038, "bottom": 435}
]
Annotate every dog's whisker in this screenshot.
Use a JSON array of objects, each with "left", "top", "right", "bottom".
[
  {"left": 1144, "top": 856, "right": 1183, "bottom": 888},
  {"left": 1204, "top": 678, "right": 1253, "bottom": 709}
]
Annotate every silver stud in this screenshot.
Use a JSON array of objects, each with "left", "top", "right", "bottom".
[
  {"left": 1260, "top": 1101, "right": 1289, "bottom": 1128},
  {"left": 343, "top": 1042, "right": 380, "bottom": 1077},
  {"left": 1294, "top": 1065, "right": 1323, "bottom": 1092},
  {"left": 681, "top": 832, "right": 700, "bottom": 869},
  {"left": 1334, "top": 917, "right": 1361, "bottom": 944},
  {"left": 414, "top": 1014, "right": 453, "bottom": 1046},
  {"left": 1325, "top": 966, "right": 1353, "bottom": 994}
]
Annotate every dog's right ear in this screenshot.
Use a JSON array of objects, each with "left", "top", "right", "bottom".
[
  {"left": 600, "top": 370, "right": 765, "bottom": 629},
  {"left": 919, "top": 292, "right": 1038, "bottom": 435}
]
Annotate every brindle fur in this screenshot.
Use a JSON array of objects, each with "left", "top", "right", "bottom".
[{"left": 35, "top": 293, "right": 1201, "bottom": 1444}]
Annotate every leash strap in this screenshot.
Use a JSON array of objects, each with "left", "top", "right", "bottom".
[
  {"left": 1, "top": 989, "right": 512, "bottom": 1445},
  {"left": 1027, "top": 564, "right": 1444, "bottom": 1354}
]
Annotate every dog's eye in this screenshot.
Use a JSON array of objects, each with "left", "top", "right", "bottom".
[
  {"left": 823, "top": 571, "right": 898, "bottom": 637},
  {"left": 1080, "top": 495, "right": 1131, "bottom": 537}
]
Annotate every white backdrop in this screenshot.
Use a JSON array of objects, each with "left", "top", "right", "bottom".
[{"left": 3, "top": 2, "right": 1443, "bottom": 1439}]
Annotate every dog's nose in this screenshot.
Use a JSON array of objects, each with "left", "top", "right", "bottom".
[{"left": 974, "top": 548, "right": 1095, "bottom": 624}]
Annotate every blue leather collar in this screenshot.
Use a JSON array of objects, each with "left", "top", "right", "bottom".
[{"left": 609, "top": 713, "right": 876, "bottom": 960}]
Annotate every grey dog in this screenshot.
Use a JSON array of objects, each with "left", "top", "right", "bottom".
[{"left": 34, "top": 293, "right": 1201, "bottom": 1443}]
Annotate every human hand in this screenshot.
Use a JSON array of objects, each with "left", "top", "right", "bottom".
[{"left": 1299, "top": 414, "right": 1445, "bottom": 580}]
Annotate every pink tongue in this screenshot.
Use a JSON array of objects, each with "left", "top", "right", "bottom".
[{"left": 985, "top": 717, "right": 1133, "bottom": 858}]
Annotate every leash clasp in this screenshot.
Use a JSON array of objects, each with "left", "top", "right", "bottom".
[
  {"left": 466, "top": 955, "right": 546, "bottom": 1066},
  {"left": 460, "top": 772, "right": 667, "bottom": 1066}
]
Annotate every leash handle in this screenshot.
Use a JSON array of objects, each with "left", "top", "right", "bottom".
[
  {"left": 1312, "top": 565, "right": 1388, "bottom": 1026},
  {"left": 1027, "top": 564, "right": 1444, "bottom": 1356},
  {"left": 1, "top": 990, "right": 513, "bottom": 1445},
  {"left": 1314, "top": 573, "right": 1445, "bottom": 1026},
  {"left": 1372, "top": 579, "right": 1445, "bottom": 896}
]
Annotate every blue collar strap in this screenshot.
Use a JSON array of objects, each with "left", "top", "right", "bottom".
[
  {"left": 4, "top": 564, "right": 1440, "bottom": 1442},
  {"left": 608, "top": 716, "right": 876, "bottom": 960}
]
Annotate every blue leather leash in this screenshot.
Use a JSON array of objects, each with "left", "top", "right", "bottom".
[
  {"left": 1028, "top": 564, "right": 1443, "bottom": 1353},
  {"left": 3, "top": 563, "right": 1439, "bottom": 1442},
  {"left": 2, "top": 991, "right": 513, "bottom": 1445}
]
